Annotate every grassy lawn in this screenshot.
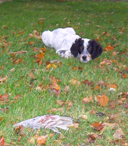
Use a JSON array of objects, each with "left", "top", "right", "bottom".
[{"left": 0, "top": 0, "right": 128, "bottom": 145}]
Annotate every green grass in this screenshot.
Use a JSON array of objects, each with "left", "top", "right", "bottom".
[{"left": 0, "top": 0, "right": 128, "bottom": 145}]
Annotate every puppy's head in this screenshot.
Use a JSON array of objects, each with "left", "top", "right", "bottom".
[{"left": 70, "top": 38, "right": 102, "bottom": 63}]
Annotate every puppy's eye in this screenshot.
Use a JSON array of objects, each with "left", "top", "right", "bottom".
[{"left": 81, "top": 46, "right": 84, "bottom": 50}]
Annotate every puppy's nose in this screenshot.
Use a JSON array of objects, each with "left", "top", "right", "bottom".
[{"left": 82, "top": 56, "right": 87, "bottom": 60}]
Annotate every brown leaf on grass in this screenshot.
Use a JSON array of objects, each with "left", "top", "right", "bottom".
[
  {"left": 104, "top": 44, "right": 114, "bottom": 51},
  {"left": 47, "top": 108, "right": 63, "bottom": 113},
  {"left": 122, "top": 103, "right": 128, "bottom": 109},
  {"left": 8, "top": 50, "right": 27, "bottom": 56},
  {"left": 46, "top": 60, "right": 62, "bottom": 69},
  {"left": 108, "top": 84, "right": 117, "bottom": 89},
  {"left": 111, "top": 51, "right": 119, "bottom": 56},
  {"left": 69, "top": 79, "right": 80, "bottom": 86},
  {"left": 0, "top": 136, "right": 6, "bottom": 146},
  {"left": 10, "top": 68, "right": 15, "bottom": 72},
  {"left": 14, "top": 125, "right": 25, "bottom": 135},
  {"left": 72, "top": 66, "right": 83, "bottom": 71},
  {"left": 0, "top": 117, "right": 2, "bottom": 122},
  {"left": 0, "top": 75, "right": 8, "bottom": 82},
  {"left": 101, "top": 31, "right": 107, "bottom": 36},
  {"left": 102, "top": 123, "right": 118, "bottom": 130},
  {"left": 82, "top": 96, "right": 93, "bottom": 104},
  {"left": 109, "top": 101, "right": 116, "bottom": 109},
  {"left": 64, "top": 85, "right": 70, "bottom": 94},
  {"left": 49, "top": 76, "right": 61, "bottom": 95},
  {"left": 112, "top": 59, "right": 118, "bottom": 65},
  {"left": 36, "top": 52, "right": 45, "bottom": 65},
  {"left": 80, "top": 114, "right": 88, "bottom": 120},
  {"left": 82, "top": 80, "right": 94, "bottom": 87},
  {"left": 28, "top": 72, "right": 34, "bottom": 79},
  {"left": 88, "top": 133, "right": 102, "bottom": 143},
  {"left": 90, "top": 122, "right": 104, "bottom": 131},
  {"left": 113, "top": 128, "right": 125, "bottom": 139},
  {"left": 36, "top": 136, "right": 46, "bottom": 145},
  {"left": 13, "top": 58, "right": 23, "bottom": 64},
  {"left": 100, "top": 58, "right": 112, "bottom": 65},
  {"left": 68, "top": 123, "right": 79, "bottom": 129},
  {"left": 0, "top": 66, "right": 3, "bottom": 70},
  {"left": 97, "top": 80, "right": 108, "bottom": 88},
  {"left": 121, "top": 74, "right": 127, "bottom": 79},
  {"left": 110, "top": 114, "right": 119, "bottom": 120},
  {"left": 0, "top": 93, "right": 9, "bottom": 102},
  {"left": 97, "top": 95, "right": 109, "bottom": 107}
]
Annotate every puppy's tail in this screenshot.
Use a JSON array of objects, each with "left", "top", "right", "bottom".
[{"left": 42, "top": 30, "right": 53, "bottom": 48}]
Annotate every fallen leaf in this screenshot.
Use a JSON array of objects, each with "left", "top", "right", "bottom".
[
  {"left": 82, "top": 80, "right": 94, "bottom": 87},
  {"left": 72, "top": 66, "right": 83, "bottom": 71},
  {"left": 69, "top": 79, "right": 80, "bottom": 86},
  {"left": 111, "top": 51, "right": 119, "bottom": 56},
  {"left": 82, "top": 96, "right": 93, "bottom": 104},
  {"left": 104, "top": 44, "right": 114, "bottom": 51},
  {"left": 8, "top": 50, "right": 27, "bottom": 55},
  {"left": 80, "top": 115, "right": 88, "bottom": 120},
  {"left": 0, "top": 66, "right": 3, "bottom": 70},
  {"left": 0, "top": 137, "right": 6, "bottom": 146},
  {"left": 47, "top": 108, "right": 63, "bottom": 113},
  {"left": 64, "top": 86, "right": 70, "bottom": 94},
  {"left": 68, "top": 123, "right": 79, "bottom": 129},
  {"left": 113, "top": 128, "right": 124, "bottom": 139},
  {"left": 101, "top": 31, "right": 107, "bottom": 36},
  {"left": 97, "top": 95, "right": 109, "bottom": 107},
  {"left": 90, "top": 122, "right": 104, "bottom": 131},
  {"left": 0, "top": 93, "right": 9, "bottom": 102},
  {"left": 14, "top": 125, "right": 24, "bottom": 135},
  {"left": 100, "top": 58, "right": 112, "bottom": 65},
  {"left": 0, "top": 75, "right": 8, "bottom": 82},
  {"left": 36, "top": 136, "right": 46, "bottom": 145},
  {"left": 102, "top": 123, "right": 118, "bottom": 130},
  {"left": 13, "top": 58, "right": 22, "bottom": 64},
  {"left": 108, "top": 84, "right": 117, "bottom": 89},
  {"left": 0, "top": 117, "right": 2, "bottom": 121},
  {"left": 49, "top": 76, "right": 61, "bottom": 95},
  {"left": 10, "top": 68, "right": 15, "bottom": 72},
  {"left": 46, "top": 63, "right": 57, "bottom": 69}
]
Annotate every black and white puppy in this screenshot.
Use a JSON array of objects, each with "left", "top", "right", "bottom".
[{"left": 42, "top": 27, "right": 102, "bottom": 63}]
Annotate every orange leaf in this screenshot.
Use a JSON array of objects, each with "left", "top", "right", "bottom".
[
  {"left": 0, "top": 75, "right": 8, "bottom": 82},
  {"left": 36, "top": 136, "right": 46, "bottom": 145},
  {"left": 97, "top": 95, "right": 109, "bottom": 107},
  {"left": 29, "top": 41, "right": 34, "bottom": 45},
  {"left": 90, "top": 122, "right": 104, "bottom": 131},
  {"left": 13, "top": 58, "right": 22, "bottom": 64},
  {"left": 108, "top": 84, "right": 117, "bottom": 89},
  {"left": 0, "top": 93, "right": 9, "bottom": 102},
  {"left": 37, "top": 52, "right": 45, "bottom": 60},
  {"left": 0, "top": 137, "right": 6, "bottom": 146},
  {"left": 0, "top": 117, "right": 2, "bottom": 121},
  {"left": 82, "top": 96, "right": 93, "bottom": 104},
  {"left": 47, "top": 108, "right": 63, "bottom": 113},
  {"left": 121, "top": 74, "right": 127, "bottom": 79},
  {"left": 104, "top": 45, "right": 114, "bottom": 51}
]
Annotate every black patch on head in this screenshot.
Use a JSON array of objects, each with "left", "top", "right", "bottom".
[
  {"left": 70, "top": 38, "right": 84, "bottom": 57},
  {"left": 87, "top": 39, "right": 103, "bottom": 60}
]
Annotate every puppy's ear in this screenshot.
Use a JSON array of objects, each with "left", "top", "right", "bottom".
[
  {"left": 70, "top": 38, "right": 84, "bottom": 57},
  {"left": 88, "top": 40, "right": 102, "bottom": 60}
]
